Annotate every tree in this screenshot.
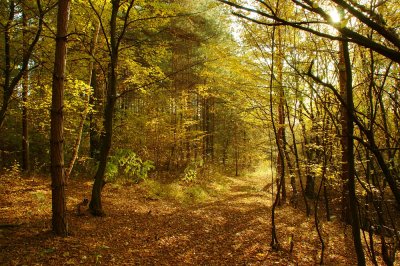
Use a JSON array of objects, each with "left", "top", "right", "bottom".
[
  {"left": 89, "top": 0, "right": 135, "bottom": 216},
  {"left": 0, "top": 0, "right": 44, "bottom": 130},
  {"left": 50, "top": 0, "right": 71, "bottom": 236},
  {"left": 218, "top": 1, "right": 400, "bottom": 264},
  {"left": 21, "top": 6, "right": 29, "bottom": 172},
  {"left": 338, "top": 37, "right": 366, "bottom": 265}
]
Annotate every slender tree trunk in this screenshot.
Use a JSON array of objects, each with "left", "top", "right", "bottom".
[
  {"left": 314, "top": 170, "right": 326, "bottom": 265},
  {"left": 276, "top": 26, "right": 286, "bottom": 204},
  {"left": 234, "top": 121, "right": 239, "bottom": 176},
  {"left": 287, "top": 105, "right": 310, "bottom": 215},
  {"left": 1, "top": 0, "right": 43, "bottom": 130},
  {"left": 89, "top": 49, "right": 118, "bottom": 216},
  {"left": 0, "top": 1, "right": 14, "bottom": 130},
  {"left": 22, "top": 8, "right": 30, "bottom": 172},
  {"left": 341, "top": 39, "right": 366, "bottom": 266},
  {"left": 235, "top": 147, "right": 239, "bottom": 176},
  {"left": 66, "top": 21, "right": 100, "bottom": 179},
  {"left": 50, "top": 0, "right": 71, "bottom": 237},
  {"left": 269, "top": 22, "right": 284, "bottom": 250},
  {"left": 89, "top": 0, "right": 134, "bottom": 216},
  {"left": 89, "top": 63, "right": 117, "bottom": 216},
  {"left": 339, "top": 39, "right": 351, "bottom": 224},
  {"left": 89, "top": 67, "right": 101, "bottom": 159}
]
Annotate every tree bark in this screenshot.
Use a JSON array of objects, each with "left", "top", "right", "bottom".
[
  {"left": 1, "top": 0, "right": 43, "bottom": 130},
  {"left": 22, "top": 8, "right": 30, "bottom": 172},
  {"left": 89, "top": 0, "right": 135, "bottom": 216},
  {"left": 89, "top": 3, "right": 118, "bottom": 216},
  {"left": 66, "top": 21, "right": 100, "bottom": 179},
  {"left": 276, "top": 26, "right": 286, "bottom": 204},
  {"left": 89, "top": 67, "right": 101, "bottom": 160},
  {"left": 341, "top": 39, "right": 366, "bottom": 266},
  {"left": 0, "top": 1, "right": 15, "bottom": 130},
  {"left": 50, "top": 0, "right": 71, "bottom": 237},
  {"left": 339, "top": 39, "right": 351, "bottom": 224}
]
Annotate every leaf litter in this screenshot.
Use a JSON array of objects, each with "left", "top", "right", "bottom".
[{"left": 0, "top": 174, "right": 382, "bottom": 265}]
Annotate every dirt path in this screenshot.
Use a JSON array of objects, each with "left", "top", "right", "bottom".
[{"left": 0, "top": 174, "right": 357, "bottom": 265}]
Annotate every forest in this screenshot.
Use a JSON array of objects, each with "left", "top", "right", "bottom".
[{"left": 0, "top": 0, "right": 400, "bottom": 265}]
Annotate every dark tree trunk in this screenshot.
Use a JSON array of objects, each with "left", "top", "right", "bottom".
[
  {"left": 22, "top": 8, "right": 29, "bottom": 172},
  {"left": 268, "top": 23, "right": 283, "bottom": 249},
  {"left": 339, "top": 39, "right": 351, "bottom": 225},
  {"left": 277, "top": 119, "right": 285, "bottom": 203},
  {"left": 89, "top": 0, "right": 135, "bottom": 216},
  {"left": 341, "top": 39, "right": 366, "bottom": 266},
  {"left": 0, "top": 1, "right": 14, "bottom": 130},
  {"left": 89, "top": 71, "right": 116, "bottom": 216},
  {"left": 66, "top": 21, "right": 100, "bottom": 179},
  {"left": 50, "top": 0, "right": 71, "bottom": 237},
  {"left": 1, "top": 0, "right": 43, "bottom": 130},
  {"left": 276, "top": 26, "right": 286, "bottom": 204},
  {"left": 287, "top": 96, "right": 310, "bottom": 215},
  {"left": 89, "top": 38, "right": 118, "bottom": 217},
  {"left": 235, "top": 144, "right": 239, "bottom": 177},
  {"left": 89, "top": 67, "right": 101, "bottom": 160},
  {"left": 305, "top": 174, "right": 315, "bottom": 198}
]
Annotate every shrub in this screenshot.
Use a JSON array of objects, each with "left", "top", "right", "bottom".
[{"left": 105, "top": 149, "right": 155, "bottom": 183}]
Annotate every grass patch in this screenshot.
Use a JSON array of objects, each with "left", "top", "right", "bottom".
[
  {"left": 184, "top": 185, "right": 209, "bottom": 203},
  {"left": 140, "top": 173, "right": 232, "bottom": 204},
  {"left": 141, "top": 179, "right": 186, "bottom": 202}
]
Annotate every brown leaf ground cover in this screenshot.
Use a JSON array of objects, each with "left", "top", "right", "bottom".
[{"left": 0, "top": 172, "right": 373, "bottom": 265}]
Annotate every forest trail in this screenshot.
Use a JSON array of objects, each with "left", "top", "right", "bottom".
[{"left": 0, "top": 174, "right": 357, "bottom": 265}]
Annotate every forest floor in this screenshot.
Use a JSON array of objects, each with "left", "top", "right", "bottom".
[{"left": 0, "top": 170, "right": 370, "bottom": 265}]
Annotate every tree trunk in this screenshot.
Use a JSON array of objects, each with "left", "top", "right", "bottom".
[
  {"left": 0, "top": 1, "right": 14, "bottom": 130},
  {"left": 276, "top": 26, "right": 286, "bottom": 204},
  {"left": 305, "top": 174, "right": 315, "bottom": 198},
  {"left": 89, "top": 67, "right": 101, "bottom": 160},
  {"left": 50, "top": 0, "right": 71, "bottom": 237},
  {"left": 89, "top": 0, "right": 134, "bottom": 216},
  {"left": 287, "top": 101, "right": 310, "bottom": 215},
  {"left": 341, "top": 39, "right": 366, "bottom": 266},
  {"left": 89, "top": 54, "right": 117, "bottom": 216},
  {"left": 22, "top": 8, "right": 29, "bottom": 172},
  {"left": 1, "top": 0, "right": 43, "bottom": 130},
  {"left": 66, "top": 21, "right": 100, "bottom": 179},
  {"left": 268, "top": 22, "right": 283, "bottom": 249},
  {"left": 339, "top": 38, "right": 351, "bottom": 225}
]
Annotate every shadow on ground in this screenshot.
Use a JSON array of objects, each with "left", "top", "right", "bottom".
[{"left": 0, "top": 175, "right": 357, "bottom": 265}]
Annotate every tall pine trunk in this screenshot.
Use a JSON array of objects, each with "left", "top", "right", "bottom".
[{"left": 50, "top": 0, "right": 71, "bottom": 236}]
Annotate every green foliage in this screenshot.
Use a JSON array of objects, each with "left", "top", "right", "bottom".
[
  {"left": 141, "top": 171, "right": 234, "bottom": 204},
  {"left": 185, "top": 185, "right": 209, "bottom": 203},
  {"left": 182, "top": 159, "right": 203, "bottom": 182},
  {"left": 142, "top": 179, "right": 185, "bottom": 201},
  {"left": 31, "top": 190, "right": 46, "bottom": 203},
  {"left": 4, "top": 161, "right": 21, "bottom": 178},
  {"left": 141, "top": 179, "right": 210, "bottom": 204},
  {"left": 30, "top": 189, "right": 50, "bottom": 213},
  {"left": 105, "top": 149, "right": 155, "bottom": 183}
]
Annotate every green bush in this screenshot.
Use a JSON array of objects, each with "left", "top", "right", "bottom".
[
  {"left": 182, "top": 159, "right": 203, "bottom": 182},
  {"left": 185, "top": 185, "right": 209, "bottom": 203},
  {"left": 105, "top": 149, "right": 155, "bottom": 183}
]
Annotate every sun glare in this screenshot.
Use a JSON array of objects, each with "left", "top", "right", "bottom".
[{"left": 329, "top": 9, "right": 341, "bottom": 23}]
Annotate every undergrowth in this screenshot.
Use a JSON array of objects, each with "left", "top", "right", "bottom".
[{"left": 140, "top": 170, "right": 232, "bottom": 204}]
